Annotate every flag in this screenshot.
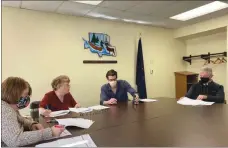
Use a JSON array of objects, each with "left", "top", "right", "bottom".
[{"left": 136, "top": 38, "right": 147, "bottom": 99}]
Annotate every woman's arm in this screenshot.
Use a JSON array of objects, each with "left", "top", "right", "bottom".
[{"left": 2, "top": 106, "right": 52, "bottom": 146}]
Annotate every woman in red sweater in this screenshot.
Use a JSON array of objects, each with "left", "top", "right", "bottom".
[{"left": 39, "top": 75, "right": 80, "bottom": 116}]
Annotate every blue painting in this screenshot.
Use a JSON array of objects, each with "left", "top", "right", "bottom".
[{"left": 83, "top": 33, "right": 117, "bottom": 57}]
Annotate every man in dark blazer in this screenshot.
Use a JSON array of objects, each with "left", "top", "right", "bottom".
[{"left": 185, "top": 67, "right": 225, "bottom": 103}]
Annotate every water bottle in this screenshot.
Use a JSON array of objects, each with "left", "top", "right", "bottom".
[{"left": 132, "top": 95, "right": 139, "bottom": 105}]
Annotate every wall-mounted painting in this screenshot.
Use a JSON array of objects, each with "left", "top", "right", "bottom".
[{"left": 83, "top": 33, "right": 117, "bottom": 57}]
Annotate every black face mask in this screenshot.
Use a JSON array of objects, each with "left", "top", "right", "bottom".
[{"left": 200, "top": 77, "right": 210, "bottom": 84}]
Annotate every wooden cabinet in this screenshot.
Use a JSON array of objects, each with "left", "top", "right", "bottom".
[{"left": 174, "top": 71, "right": 199, "bottom": 99}]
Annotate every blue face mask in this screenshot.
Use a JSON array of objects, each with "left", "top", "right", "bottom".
[{"left": 16, "top": 96, "right": 30, "bottom": 109}]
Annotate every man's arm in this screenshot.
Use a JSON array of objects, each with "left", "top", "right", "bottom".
[
  {"left": 185, "top": 84, "right": 195, "bottom": 99},
  {"left": 123, "top": 80, "right": 137, "bottom": 97},
  {"left": 100, "top": 86, "right": 110, "bottom": 105},
  {"left": 204, "top": 85, "right": 225, "bottom": 103}
]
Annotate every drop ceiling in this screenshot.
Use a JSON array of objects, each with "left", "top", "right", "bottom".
[{"left": 2, "top": 0, "right": 228, "bottom": 28}]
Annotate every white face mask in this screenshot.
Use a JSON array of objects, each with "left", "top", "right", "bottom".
[{"left": 109, "top": 81, "right": 117, "bottom": 88}]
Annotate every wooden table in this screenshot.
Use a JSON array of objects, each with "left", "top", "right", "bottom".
[{"left": 31, "top": 98, "right": 228, "bottom": 147}]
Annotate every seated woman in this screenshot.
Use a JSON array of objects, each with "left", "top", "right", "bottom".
[
  {"left": 1, "top": 77, "right": 64, "bottom": 147},
  {"left": 39, "top": 75, "right": 80, "bottom": 116}
]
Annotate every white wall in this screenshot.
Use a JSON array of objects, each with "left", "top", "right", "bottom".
[{"left": 2, "top": 7, "right": 186, "bottom": 115}]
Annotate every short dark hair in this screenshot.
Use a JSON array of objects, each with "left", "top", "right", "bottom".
[{"left": 106, "top": 69, "right": 117, "bottom": 79}]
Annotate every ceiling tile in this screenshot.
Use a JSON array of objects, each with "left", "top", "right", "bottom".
[
  {"left": 87, "top": 6, "right": 168, "bottom": 27},
  {"left": 126, "top": 1, "right": 175, "bottom": 15},
  {"left": 56, "top": 1, "right": 95, "bottom": 16},
  {"left": 87, "top": 6, "right": 124, "bottom": 18},
  {"left": 21, "top": 1, "right": 63, "bottom": 12},
  {"left": 2, "top": 1, "right": 21, "bottom": 8},
  {"left": 98, "top": 1, "right": 143, "bottom": 11},
  {"left": 152, "top": 1, "right": 213, "bottom": 18}
]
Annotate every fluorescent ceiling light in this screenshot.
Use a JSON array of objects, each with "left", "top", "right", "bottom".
[
  {"left": 74, "top": 1, "right": 102, "bottom": 5},
  {"left": 170, "top": 1, "right": 228, "bottom": 21},
  {"left": 88, "top": 13, "right": 118, "bottom": 20},
  {"left": 123, "top": 19, "right": 152, "bottom": 24},
  {"left": 136, "top": 21, "right": 152, "bottom": 24},
  {"left": 122, "top": 19, "right": 135, "bottom": 22}
]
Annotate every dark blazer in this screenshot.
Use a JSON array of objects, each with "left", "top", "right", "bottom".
[{"left": 185, "top": 81, "right": 225, "bottom": 103}]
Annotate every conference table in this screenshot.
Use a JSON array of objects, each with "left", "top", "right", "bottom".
[{"left": 31, "top": 98, "right": 228, "bottom": 147}]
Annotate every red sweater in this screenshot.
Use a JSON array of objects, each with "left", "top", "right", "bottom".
[{"left": 39, "top": 91, "right": 77, "bottom": 111}]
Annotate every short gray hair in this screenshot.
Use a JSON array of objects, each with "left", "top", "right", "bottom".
[{"left": 200, "top": 66, "right": 213, "bottom": 76}]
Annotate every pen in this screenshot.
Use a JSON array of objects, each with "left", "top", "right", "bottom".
[{"left": 54, "top": 125, "right": 65, "bottom": 128}]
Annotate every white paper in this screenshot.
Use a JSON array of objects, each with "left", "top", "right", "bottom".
[
  {"left": 177, "top": 97, "right": 214, "bottom": 106},
  {"left": 36, "top": 134, "right": 97, "bottom": 147},
  {"left": 88, "top": 105, "right": 109, "bottom": 110},
  {"left": 47, "top": 110, "right": 70, "bottom": 117},
  {"left": 140, "top": 99, "right": 157, "bottom": 102},
  {"left": 46, "top": 129, "right": 72, "bottom": 141},
  {"left": 69, "top": 108, "right": 93, "bottom": 113},
  {"left": 56, "top": 118, "right": 94, "bottom": 129}
]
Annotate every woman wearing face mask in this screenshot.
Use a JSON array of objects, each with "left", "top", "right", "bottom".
[
  {"left": 1, "top": 77, "right": 64, "bottom": 147},
  {"left": 100, "top": 69, "right": 139, "bottom": 105},
  {"left": 39, "top": 75, "right": 80, "bottom": 116}
]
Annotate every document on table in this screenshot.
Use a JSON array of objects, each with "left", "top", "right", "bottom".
[
  {"left": 47, "top": 110, "right": 70, "bottom": 117},
  {"left": 88, "top": 105, "right": 109, "bottom": 110},
  {"left": 69, "top": 107, "right": 93, "bottom": 113},
  {"left": 177, "top": 97, "right": 214, "bottom": 106},
  {"left": 56, "top": 118, "right": 94, "bottom": 129},
  {"left": 36, "top": 134, "right": 97, "bottom": 147},
  {"left": 46, "top": 129, "right": 72, "bottom": 141},
  {"left": 139, "top": 99, "right": 157, "bottom": 102}
]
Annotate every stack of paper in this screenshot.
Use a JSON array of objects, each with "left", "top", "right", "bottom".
[
  {"left": 36, "top": 134, "right": 97, "bottom": 147},
  {"left": 139, "top": 99, "right": 157, "bottom": 102},
  {"left": 69, "top": 108, "right": 93, "bottom": 113},
  {"left": 88, "top": 105, "right": 109, "bottom": 110},
  {"left": 177, "top": 97, "right": 214, "bottom": 106},
  {"left": 47, "top": 110, "right": 70, "bottom": 117},
  {"left": 56, "top": 118, "right": 94, "bottom": 129}
]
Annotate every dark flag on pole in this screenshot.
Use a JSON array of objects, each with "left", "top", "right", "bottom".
[{"left": 136, "top": 38, "right": 147, "bottom": 99}]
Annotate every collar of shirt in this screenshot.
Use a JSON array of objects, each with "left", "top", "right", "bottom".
[{"left": 107, "top": 80, "right": 120, "bottom": 91}]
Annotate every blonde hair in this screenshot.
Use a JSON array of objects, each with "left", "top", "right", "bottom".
[
  {"left": 1, "top": 77, "right": 29, "bottom": 104},
  {"left": 51, "top": 75, "right": 70, "bottom": 91}
]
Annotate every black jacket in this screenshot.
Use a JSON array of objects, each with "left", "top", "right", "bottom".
[{"left": 185, "top": 81, "right": 225, "bottom": 103}]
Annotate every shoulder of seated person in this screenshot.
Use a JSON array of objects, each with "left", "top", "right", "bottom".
[
  {"left": 1, "top": 101, "right": 16, "bottom": 115},
  {"left": 101, "top": 83, "right": 109, "bottom": 89},
  {"left": 45, "top": 90, "right": 55, "bottom": 96},
  {"left": 210, "top": 81, "right": 223, "bottom": 88},
  {"left": 190, "top": 83, "right": 199, "bottom": 88}
]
